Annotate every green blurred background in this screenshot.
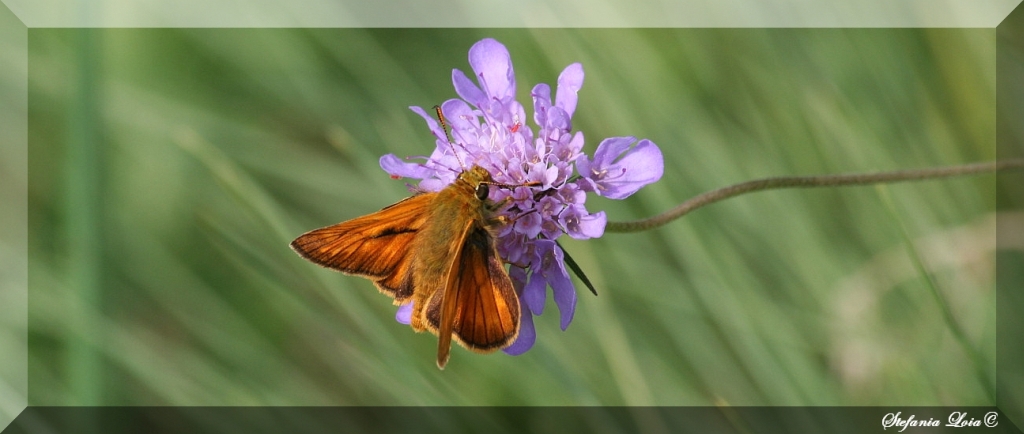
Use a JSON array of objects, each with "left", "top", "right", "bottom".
[{"left": 26, "top": 28, "right": 1003, "bottom": 407}]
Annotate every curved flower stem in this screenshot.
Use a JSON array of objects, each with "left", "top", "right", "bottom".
[{"left": 606, "top": 159, "right": 1024, "bottom": 233}]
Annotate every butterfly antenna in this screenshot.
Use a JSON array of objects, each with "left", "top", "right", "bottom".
[
  {"left": 434, "top": 105, "right": 466, "bottom": 170},
  {"left": 485, "top": 180, "right": 542, "bottom": 190}
]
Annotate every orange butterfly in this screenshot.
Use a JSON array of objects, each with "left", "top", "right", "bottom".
[{"left": 290, "top": 165, "right": 523, "bottom": 369}]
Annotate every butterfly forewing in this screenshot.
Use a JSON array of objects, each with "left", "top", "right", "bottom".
[{"left": 290, "top": 193, "right": 435, "bottom": 301}]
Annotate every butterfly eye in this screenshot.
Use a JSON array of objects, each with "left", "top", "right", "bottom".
[{"left": 475, "top": 184, "right": 489, "bottom": 201}]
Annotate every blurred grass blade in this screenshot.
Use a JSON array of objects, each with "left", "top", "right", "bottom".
[
  {"left": 876, "top": 185, "right": 994, "bottom": 402},
  {"left": 65, "top": 27, "right": 103, "bottom": 407}
]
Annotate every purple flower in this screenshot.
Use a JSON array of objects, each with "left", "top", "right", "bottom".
[
  {"left": 577, "top": 137, "right": 664, "bottom": 199},
  {"left": 380, "top": 38, "right": 663, "bottom": 355}
]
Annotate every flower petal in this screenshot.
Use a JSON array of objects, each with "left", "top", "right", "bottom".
[
  {"left": 500, "top": 235, "right": 529, "bottom": 266},
  {"left": 554, "top": 280, "right": 577, "bottom": 331},
  {"left": 602, "top": 139, "right": 664, "bottom": 199},
  {"left": 379, "top": 154, "right": 432, "bottom": 180},
  {"left": 469, "top": 38, "right": 515, "bottom": 101},
  {"left": 514, "top": 211, "right": 543, "bottom": 239},
  {"left": 502, "top": 308, "right": 536, "bottom": 355},
  {"left": 439, "top": 98, "right": 479, "bottom": 147},
  {"left": 395, "top": 304, "right": 412, "bottom": 325},
  {"left": 591, "top": 136, "right": 636, "bottom": 167},
  {"left": 555, "top": 63, "right": 584, "bottom": 118},
  {"left": 531, "top": 83, "right": 551, "bottom": 128},
  {"left": 545, "top": 106, "right": 570, "bottom": 133},
  {"left": 563, "top": 209, "right": 606, "bottom": 240},
  {"left": 452, "top": 68, "right": 486, "bottom": 108},
  {"left": 409, "top": 106, "right": 447, "bottom": 142},
  {"left": 417, "top": 178, "right": 446, "bottom": 192},
  {"left": 536, "top": 240, "right": 577, "bottom": 330},
  {"left": 584, "top": 137, "right": 664, "bottom": 199},
  {"left": 523, "top": 271, "right": 547, "bottom": 315}
]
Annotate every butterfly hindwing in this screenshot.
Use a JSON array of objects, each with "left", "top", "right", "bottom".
[{"left": 425, "top": 221, "right": 520, "bottom": 367}]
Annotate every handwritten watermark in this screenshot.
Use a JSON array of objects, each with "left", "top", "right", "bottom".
[{"left": 882, "top": 411, "right": 999, "bottom": 431}]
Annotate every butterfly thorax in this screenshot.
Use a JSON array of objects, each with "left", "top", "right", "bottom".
[{"left": 407, "top": 165, "right": 497, "bottom": 330}]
